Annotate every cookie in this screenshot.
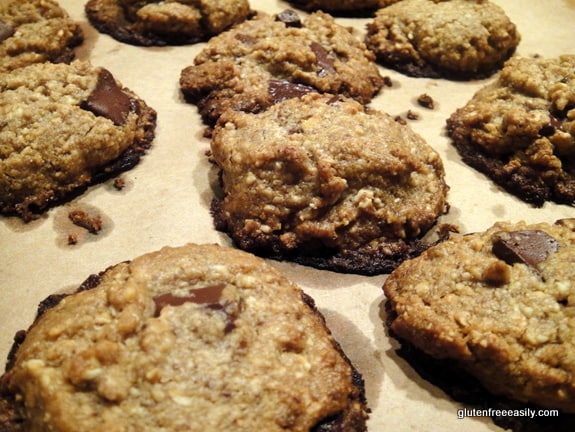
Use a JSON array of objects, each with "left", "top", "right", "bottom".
[
  {"left": 85, "top": 0, "right": 252, "bottom": 46},
  {"left": 210, "top": 93, "right": 449, "bottom": 275},
  {"left": 447, "top": 55, "right": 575, "bottom": 207},
  {"left": 0, "top": 60, "right": 157, "bottom": 221},
  {"left": 365, "top": 0, "right": 520, "bottom": 79},
  {"left": 180, "top": 9, "right": 386, "bottom": 127},
  {"left": 286, "top": 0, "right": 397, "bottom": 16},
  {"left": 0, "top": 0, "right": 83, "bottom": 73},
  {"left": 0, "top": 243, "right": 369, "bottom": 431},
  {"left": 383, "top": 218, "right": 575, "bottom": 414}
]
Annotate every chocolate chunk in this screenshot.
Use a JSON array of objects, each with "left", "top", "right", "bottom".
[
  {"left": 80, "top": 69, "right": 135, "bottom": 126},
  {"left": 0, "top": 19, "right": 15, "bottom": 43},
  {"left": 235, "top": 33, "right": 258, "bottom": 46},
  {"left": 153, "top": 284, "right": 226, "bottom": 316},
  {"left": 492, "top": 230, "right": 560, "bottom": 269},
  {"left": 310, "top": 42, "right": 336, "bottom": 77},
  {"left": 268, "top": 80, "right": 315, "bottom": 103},
  {"left": 539, "top": 115, "right": 564, "bottom": 137},
  {"left": 275, "top": 9, "right": 302, "bottom": 28}
]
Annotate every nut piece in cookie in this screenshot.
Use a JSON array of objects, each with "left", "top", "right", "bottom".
[
  {"left": 85, "top": 0, "right": 252, "bottom": 46},
  {"left": 210, "top": 93, "right": 449, "bottom": 275},
  {"left": 0, "top": 0, "right": 83, "bottom": 73},
  {"left": 384, "top": 219, "right": 575, "bottom": 416},
  {"left": 0, "top": 243, "right": 369, "bottom": 431},
  {"left": 365, "top": 0, "right": 520, "bottom": 79},
  {"left": 180, "top": 9, "right": 386, "bottom": 127},
  {"left": 0, "top": 61, "right": 157, "bottom": 221},
  {"left": 447, "top": 55, "right": 575, "bottom": 207}
]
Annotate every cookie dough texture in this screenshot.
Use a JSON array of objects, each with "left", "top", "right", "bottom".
[
  {"left": 210, "top": 93, "right": 449, "bottom": 275},
  {"left": 287, "top": 0, "right": 397, "bottom": 15},
  {"left": 0, "top": 60, "right": 157, "bottom": 221},
  {"left": 85, "top": 0, "right": 252, "bottom": 46},
  {"left": 384, "top": 219, "right": 575, "bottom": 413},
  {"left": 180, "top": 9, "right": 386, "bottom": 126},
  {"left": 0, "top": 243, "right": 368, "bottom": 432},
  {"left": 0, "top": 0, "right": 83, "bottom": 73},
  {"left": 365, "top": 0, "right": 520, "bottom": 79},
  {"left": 447, "top": 55, "right": 575, "bottom": 207}
]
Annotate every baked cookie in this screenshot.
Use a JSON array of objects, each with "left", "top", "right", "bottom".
[
  {"left": 85, "top": 0, "right": 252, "bottom": 46},
  {"left": 384, "top": 219, "right": 575, "bottom": 415},
  {"left": 210, "top": 93, "right": 449, "bottom": 275},
  {"left": 0, "top": 243, "right": 369, "bottom": 431},
  {"left": 286, "top": 0, "right": 397, "bottom": 16},
  {"left": 365, "top": 0, "right": 520, "bottom": 79},
  {"left": 0, "top": 0, "right": 83, "bottom": 73},
  {"left": 447, "top": 55, "right": 575, "bottom": 207},
  {"left": 180, "top": 9, "right": 386, "bottom": 127},
  {"left": 0, "top": 60, "right": 157, "bottom": 221}
]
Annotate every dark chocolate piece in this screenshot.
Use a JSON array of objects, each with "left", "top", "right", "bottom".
[
  {"left": 80, "top": 69, "right": 135, "bottom": 126},
  {"left": 310, "top": 41, "right": 336, "bottom": 76},
  {"left": 275, "top": 9, "right": 302, "bottom": 28},
  {"left": 492, "top": 230, "right": 560, "bottom": 269},
  {"left": 153, "top": 284, "right": 226, "bottom": 316},
  {"left": 268, "top": 80, "right": 316, "bottom": 103},
  {"left": 0, "top": 19, "right": 15, "bottom": 43}
]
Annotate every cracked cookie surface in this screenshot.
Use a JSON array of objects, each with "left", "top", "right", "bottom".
[
  {"left": 0, "top": 243, "right": 368, "bottom": 432},
  {"left": 365, "top": 0, "right": 520, "bottom": 79},
  {"left": 0, "top": 60, "right": 156, "bottom": 221},
  {"left": 210, "top": 93, "right": 449, "bottom": 274},
  {"left": 384, "top": 219, "right": 575, "bottom": 413}
]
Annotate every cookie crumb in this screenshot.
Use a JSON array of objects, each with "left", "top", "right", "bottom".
[
  {"left": 113, "top": 177, "right": 126, "bottom": 191},
  {"left": 68, "top": 209, "right": 103, "bottom": 234},
  {"left": 406, "top": 110, "right": 419, "bottom": 120},
  {"left": 67, "top": 234, "right": 78, "bottom": 245},
  {"left": 417, "top": 93, "right": 434, "bottom": 109}
]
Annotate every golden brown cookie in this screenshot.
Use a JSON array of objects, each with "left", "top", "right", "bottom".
[
  {"left": 447, "top": 55, "right": 575, "bottom": 207},
  {"left": 85, "top": 0, "right": 252, "bottom": 46},
  {"left": 0, "top": 243, "right": 368, "bottom": 431},
  {"left": 210, "top": 93, "right": 449, "bottom": 275},
  {"left": 0, "top": 0, "right": 83, "bottom": 73},
  {"left": 0, "top": 61, "right": 157, "bottom": 221},
  {"left": 365, "top": 0, "right": 520, "bottom": 79}
]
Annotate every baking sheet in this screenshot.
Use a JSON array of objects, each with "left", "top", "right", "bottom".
[{"left": 2, "top": 1, "right": 575, "bottom": 430}]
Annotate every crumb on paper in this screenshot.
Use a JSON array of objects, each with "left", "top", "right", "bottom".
[
  {"left": 417, "top": 93, "right": 435, "bottom": 109},
  {"left": 113, "top": 177, "right": 126, "bottom": 190},
  {"left": 406, "top": 110, "right": 419, "bottom": 120},
  {"left": 394, "top": 115, "right": 407, "bottom": 125},
  {"left": 67, "top": 234, "right": 78, "bottom": 245},
  {"left": 68, "top": 209, "right": 103, "bottom": 235}
]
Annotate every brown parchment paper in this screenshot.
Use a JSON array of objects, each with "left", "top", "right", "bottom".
[{"left": 2, "top": 1, "right": 575, "bottom": 430}]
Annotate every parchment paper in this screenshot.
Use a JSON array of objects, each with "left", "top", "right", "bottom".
[{"left": 2, "top": 1, "right": 575, "bottom": 430}]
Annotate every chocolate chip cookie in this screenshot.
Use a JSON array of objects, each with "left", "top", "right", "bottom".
[
  {"left": 210, "top": 93, "right": 449, "bottom": 275},
  {"left": 447, "top": 55, "right": 575, "bottom": 207},
  {"left": 384, "top": 219, "right": 575, "bottom": 414},
  {"left": 365, "top": 0, "right": 520, "bottom": 79},
  {"left": 85, "top": 0, "right": 252, "bottom": 46},
  {"left": 0, "top": 60, "right": 157, "bottom": 221},
  {"left": 286, "top": 0, "right": 397, "bottom": 16},
  {"left": 180, "top": 9, "right": 386, "bottom": 127},
  {"left": 0, "top": 0, "right": 83, "bottom": 73},
  {"left": 0, "top": 243, "right": 368, "bottom": 431}
]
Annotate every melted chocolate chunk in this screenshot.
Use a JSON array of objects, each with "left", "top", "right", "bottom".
[
  {"left": 0, "top": 19, "right": 15, "bottom": 43},
  {"left": 80, "top": 69, "right": 135, "bottom": 126},
  {"left": 268, "top": 80, "right": 315, "bottom": 103},
  {"left": 275, "top": 9, "right": 302, "bottom": 28},
  {"left": 492, "top": 230, "right": 560, "bottom": 269},
  {"left": 310, "top": 42, "right": 336, "bottom": 77},
  {"left": 235, "top": 33, "right": 258, "bottom": 46},
  {"left": 153, "top": 284, "right": 226, "bottom": 316}
]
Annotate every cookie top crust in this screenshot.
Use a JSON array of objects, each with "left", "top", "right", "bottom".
[
  {"left": 0, "top": 0, "right": 83, "bottom": 73},
  {"left": 365, "top": 0, "right": 520, "bottom": 79},
  {"left": 0, "top": 243, "right": 368, "bottom": 431},
  {"left": 180, "top": 9, "right": 386, "bottom": 126},
  {"left": 384, "top": 219, "right": 575, "bottom": 413},
  {"left": 447, "top": 55, "right": 575, "bottom": 207},
  {"left": 85, "top": 0, "right": 252, "bottom": 46},
  {"left": 0, "top": 60, "right": 157, "bottom": 221},
  {"left": 210, "top": 93, "right": 449, "bottom": 275}
]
